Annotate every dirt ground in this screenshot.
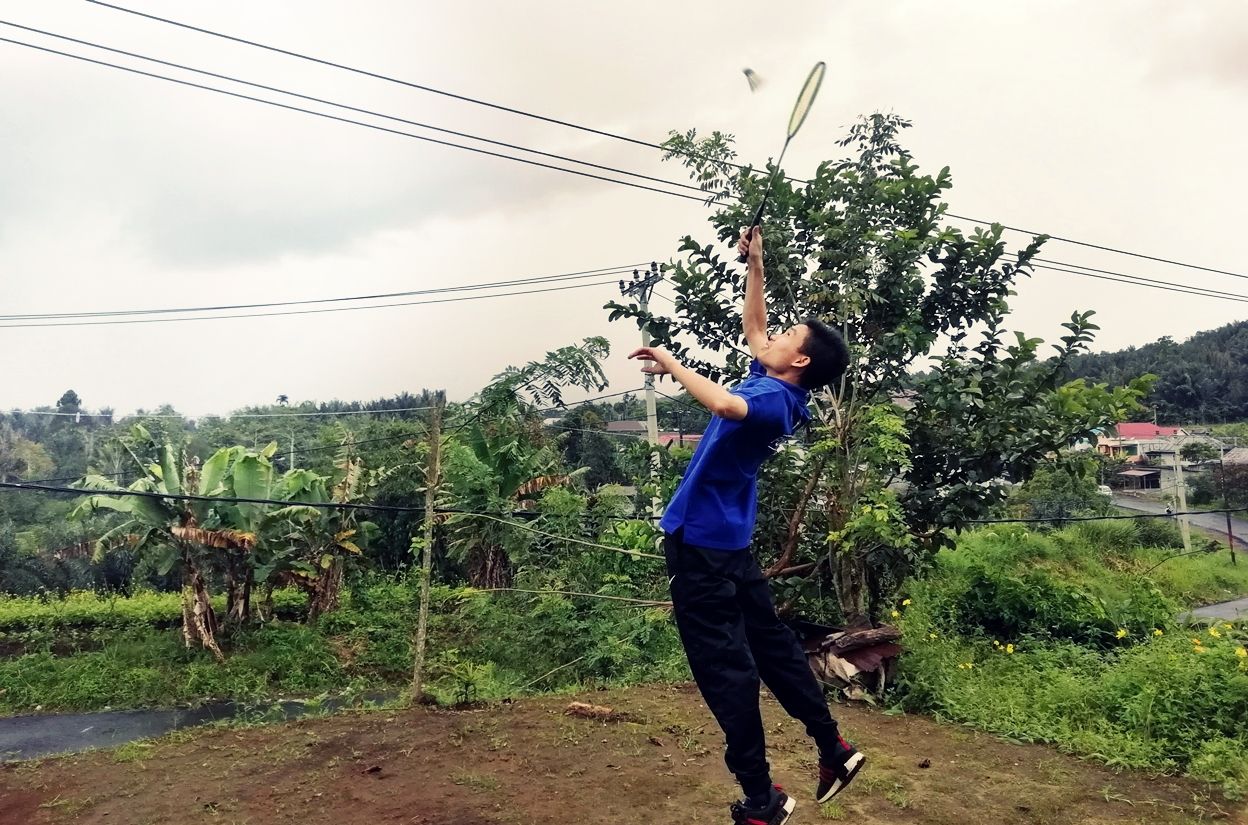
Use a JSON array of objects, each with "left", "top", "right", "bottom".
[{"left": 0, "top": 684, "right": 1242, "bottom": 825}]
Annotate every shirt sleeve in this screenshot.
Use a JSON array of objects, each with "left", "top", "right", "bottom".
[{"left": 730, "top": 380, "right": 788, "bottom": 431}]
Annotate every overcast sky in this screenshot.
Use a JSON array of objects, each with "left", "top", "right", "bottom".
[{"left": 2, "top": 1, "right": 1246, "bottom": 416}]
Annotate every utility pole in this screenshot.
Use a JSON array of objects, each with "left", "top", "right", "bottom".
[
  {"left": 412, "top": 390, "right": 445, "bottom": 700},
  {"left": 619, "top": 263, "right": 663, "bottom": 517},
  {"left": 289, "top": 425, "right": 296, "bottom": 470},
  {"left": 1220, "top": 447, "right": 1238, "bottom": 565},
  {"left": 1172, "top": 445, "right": 1192, "bottom": 555}
]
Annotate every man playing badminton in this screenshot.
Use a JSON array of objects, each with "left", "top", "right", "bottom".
[{"left": 629, "top": 227, "right": 863, "bottom": 825}]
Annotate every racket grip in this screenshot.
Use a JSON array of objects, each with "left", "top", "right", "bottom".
[{"left": 737, "top": 212, "right": 765, "bottom": 264}]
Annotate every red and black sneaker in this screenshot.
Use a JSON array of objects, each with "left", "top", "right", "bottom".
[
  {"left": 730, "top": 785, "right": 795, "bottom": 825},
  {"left": 816, "top": 737, "right": 865, "bottom": 803}
]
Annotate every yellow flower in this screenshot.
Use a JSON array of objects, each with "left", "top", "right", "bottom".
[
  {"left": 967, "top": 662, "right": 975, "bottom": 669},
  {"left": 1153, "top": 629, "right": 1164, "bottom": 637},
  {"left": 902, "top": 598, "right": 912, "bottom": 606},
  {"left": 890, "top": 610, "right": 900, "bottom": 619},
  {"left": 1006, "top": 644, "right": 1015, "bottom": 655},
  {"left": 928, "top": 633, "right": 938, "bottom": 641},
  {"left": 1209, "top": 627, "right": 1222, "bottom": 639},
  {"left": 957, "top": 663, "right": 967, "bottom": 670},
  {"left": 1115, "top": 628, "right": 1128, "bottom": 639},
  {"left": 993, "top": 640, "right": 1001, "bottom": 647},
  {"left": 1236, "top": 647, "right": 1247, "bottom": 659},
  {"left": 1191, "top": 637, "right": 1203, "bottom": 645},
  {"left": 1223, "top": 623, "right": 1234, "bottom": 630}
]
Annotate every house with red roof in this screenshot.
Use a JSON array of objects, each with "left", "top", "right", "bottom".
[{"left": 1097, "top": 422, "right": 1186, "bottom": 462}]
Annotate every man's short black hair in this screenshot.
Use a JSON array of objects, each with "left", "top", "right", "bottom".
[{"left": 798, "top": 318, "right": 850, "bottom": 390}]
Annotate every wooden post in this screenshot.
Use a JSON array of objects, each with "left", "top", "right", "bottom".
[{"left": 411, "top": 390, "right": 445, "bottom": 700}]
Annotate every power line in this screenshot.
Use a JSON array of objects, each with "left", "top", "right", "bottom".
[
  {"left": 948, "top": 212, "right": 1248, "bottom": 281},
  {"left": 84, "top": 0, "right": 666, "bottom": 152},
  {"left": 6, "top": 405, "right": 439, "bottom": 420},
  {"left": 1030, "top": 257, "right": 1248, "bottom": 301},
  {"left": 1027, "top": 261, "right": 1248, "bottom": 305},
  {"left": 0, "top": 259, "right": 645, "bottom": 321},
  {"left": 75, "top": 3, "right": 1248, "bottom": 283},
  {"left": 20, "top": 21, "right": 1241, "bottom": 298},
  {"left": 0, "top": 37, "right": 707, "bottom": 205},
  {"left": 535, "top": 387, "right": 648, "bottom": 413},
  {"left": 0, "top": 22, "right": 708, "bottom": 201},
  {"left": 0, "top": 479, "right": 423, "bottom": 513},
  {"left": 0, "top": 277, "right": 623, "bottom": 329}
]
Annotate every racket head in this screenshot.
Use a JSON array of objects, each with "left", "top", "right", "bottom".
[{"left": 787, "top": 61, "right": 826, "bottom": 139}]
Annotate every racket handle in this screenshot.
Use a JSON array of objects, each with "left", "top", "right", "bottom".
[{"left": 736, "top": 206, "right": 767, "bottom": 264}]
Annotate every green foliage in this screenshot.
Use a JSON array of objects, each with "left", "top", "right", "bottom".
[
  {"left": 894, "top": 526, "right": 1248, "bottom": 797},
  {"left": 0, "top": 589, "right": 306, "bottom": 633},
  {"left": 0, "top": 578, "right": 685, "bottom": 714},
  {"left": 1181, "top": 441, "right": 1221, "bottom": 463},
  {"left": 1067, "top": 322, "right": 1248, "bottom": 424},
  {"left": 607, "top": 112, "right": 1149, "bottom": 621},
  {"left": 1006, "top": 456, "right": 1111, "bottom": 522},
  {"left": 0, "top": 623, "right": 343, "bottom": 713}
]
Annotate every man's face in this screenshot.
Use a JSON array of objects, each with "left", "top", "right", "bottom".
[{"left": 758, "top": 323, "right": 811, "bottom": 374}]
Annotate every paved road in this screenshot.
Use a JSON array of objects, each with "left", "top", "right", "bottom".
[
  {"left": 0, "top": 693, "right": 392, "bottom": 761},
  {"left": 1183, "top": 597, "right": 1248, "bottom": 623},
  {"left": 1112, "top": 496, "right": 1248, "bottom": 549}
]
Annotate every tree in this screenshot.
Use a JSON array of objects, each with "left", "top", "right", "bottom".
[
  {"left": 276, "top": 395, "right": 290, "bottom": 407},
  {"left": 555, "top": 407, "right": 623, "bottom": 488},
  {"left": 1008, "top": 455, "right": 1109, "bottom": 522},
  {"left": 56, "top": 390, "right": 82, "bottom": 415},
  {"left": 255, "top": 434, "right": 387, "bottom": 620},
  {"left": 0, "top": 423, "right": 54, "bottom": 482},
  {"left": 72, "top": 427, "right": 269, "bottom": 660},
  {"left": 1181, "top": 441, "right": 1220, "bottom": 464},
  {"left": 442, "top": 338, "right": 611, "bottom": 588},
  {"left": 609, "top": 114, "right": 1149, "bottom": 623}
]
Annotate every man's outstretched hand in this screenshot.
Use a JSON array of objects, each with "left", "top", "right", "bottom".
[
  {"left": 737, "top": 226, "right": 763, "bottom": 266},
  {"left": 629, "top": 346, "right": 676, "bottom": 376}
]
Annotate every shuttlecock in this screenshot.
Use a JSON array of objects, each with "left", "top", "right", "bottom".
[{"left": 743, "top": 68, "right": 763, "bottom": 92}]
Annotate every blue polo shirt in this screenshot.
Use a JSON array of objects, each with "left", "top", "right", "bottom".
[{"left": 659, "top": 360, "right": 811, "bottom": 550}]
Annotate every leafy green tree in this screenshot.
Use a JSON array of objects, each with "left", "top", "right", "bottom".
[
  {"left": 1008, "top": 455, "right": 1110, "bottom": 521},
  {"left": 72, "top": 427, "right": 271, "bottom": 660},
  {"left": 555, "top": 407, "right": 623, "bottom": 488},
  {"left": 1181, "top": 441, "right": 1221, "bottom": 464},
  {"left": 441, "top": 338, "right": 611, "bottom": 588},
  {"left": 55, "top": 390, "right": 82, "bottom": 416},
  {"left": 0, "top": 423, "right": 54, "bottom": 482},
  {"left": 1068, "top": 321, "right": 1248, "bottom": 423},
  {"left": 609, "top": 114, "right": 1149, "bottom": 623},
  {"left": 255, "top": 436, "right": 387, "bottom": 620}
]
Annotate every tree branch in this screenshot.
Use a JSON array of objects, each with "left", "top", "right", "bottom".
[{"left": 765, "top": 453, "right": 828, "bottom": 577}]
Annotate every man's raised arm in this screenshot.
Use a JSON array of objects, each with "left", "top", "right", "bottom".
[{"left": 738, "top": 226, "right": 768, "bottom": 358}]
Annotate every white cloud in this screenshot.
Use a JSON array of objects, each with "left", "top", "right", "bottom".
[{"left": 1, "top": 0, "right": 1244, "bottom": 415}]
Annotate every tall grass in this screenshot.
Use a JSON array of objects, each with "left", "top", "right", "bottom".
[{"left": 895, "top": 524, "right": 1248, "bottom": 797}]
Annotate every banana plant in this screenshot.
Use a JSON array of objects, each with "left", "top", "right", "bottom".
[
  {"left": 71, "top": 426, "right": 262, "bottom": 661},
  {"left": 254, "top": 437, "right": 387, "bottom": 620}
]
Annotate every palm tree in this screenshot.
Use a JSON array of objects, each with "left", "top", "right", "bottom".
[{"left": 276, "top": 395, "right": 289, "bottom": 407}]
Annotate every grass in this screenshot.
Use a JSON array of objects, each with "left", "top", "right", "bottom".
[
  {"left": 818, "top": 800, "right": 846, "bottom": 819},
  {"left": 450, "top": 769, "right": 500, "bottom": 792},
  {"left": 0, "top": 588, "right": 307, "bottom": 633},
  {"left": 894, "top": 524, "right": 1248, "bottom": 799},
  {"left": 0, "top": 578, "right": 686, "bottom": 715}
]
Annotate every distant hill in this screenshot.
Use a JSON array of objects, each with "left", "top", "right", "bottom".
[{"left": 1065, "top": 320, "right": 1248, "bottom": 424}]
